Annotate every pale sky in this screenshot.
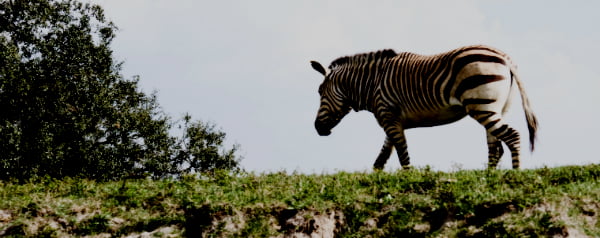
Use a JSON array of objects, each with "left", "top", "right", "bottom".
[{"left": 91, "top": 0, "right": 599, "bottom": 172}]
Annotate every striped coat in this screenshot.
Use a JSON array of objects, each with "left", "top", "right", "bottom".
[{"left": 311, "top": 45, "right": 537, "bottom": 169}]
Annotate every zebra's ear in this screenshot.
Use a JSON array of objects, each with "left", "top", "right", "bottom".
[{"left": 310, "top": 61, "right": 327, "bottom": 76}]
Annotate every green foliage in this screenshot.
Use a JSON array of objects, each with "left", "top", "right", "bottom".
[
  {"left": 174, "top": 115, "right": 241, "bottom": 174},
  {"left": 1, "top": 164, "right": 599, "bottom": 237},
  {"left": 0, "top": 0, "right": 241, "bottom": 180}
]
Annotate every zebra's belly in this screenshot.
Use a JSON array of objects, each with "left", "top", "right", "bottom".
[{"left": 401, "top": 105, "right": 467, "bottom": 129}]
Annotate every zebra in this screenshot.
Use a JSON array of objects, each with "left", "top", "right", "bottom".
[{"left": 310, "top": 45, "right": 537, "bottom": 170}]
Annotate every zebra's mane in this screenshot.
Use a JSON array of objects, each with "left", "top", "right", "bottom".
[{"left": 328, "top": 49, "right": 397, "bottom": 70}]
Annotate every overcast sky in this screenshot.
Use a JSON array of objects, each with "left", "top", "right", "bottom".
[{"left": 91, "top": 0, "right": 599, "bottom": 173}]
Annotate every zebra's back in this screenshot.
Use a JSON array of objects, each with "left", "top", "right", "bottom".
[{"left": 378, "top": 45, "right": 514, "bottom": 128}]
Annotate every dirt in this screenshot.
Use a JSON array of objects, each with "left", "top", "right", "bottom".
[
  {"left": 276, "top": 210, "right": 342, "bottom": 238},
  {"left": 1, "top": 197, "right": 598, "bottom": 237}
]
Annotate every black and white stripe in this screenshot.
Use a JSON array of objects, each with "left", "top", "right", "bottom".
[{"left": 311, "top": 45, "right": 538, "bottom": 169}]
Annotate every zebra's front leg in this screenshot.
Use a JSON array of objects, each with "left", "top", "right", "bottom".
[
  {"left": 382, "top": 123, "right": 411, "bottom": 169},
  {"left": 373, "top": 137, "right": 394, "bottom": 170}
]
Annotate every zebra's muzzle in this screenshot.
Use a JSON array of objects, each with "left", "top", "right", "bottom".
[
  {"left": 316, "top": 127, "right": 331, "bottom": 136},
  {"left": 315, "top": 119, "right": 335, "bottom": 136}
]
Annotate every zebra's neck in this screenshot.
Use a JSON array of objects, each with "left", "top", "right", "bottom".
[
  {"left": 332, "top": 62, "right": 386, "bottom": 112},
  {"left": 327, "top": 49, "right": 397, "bottom": 112}
]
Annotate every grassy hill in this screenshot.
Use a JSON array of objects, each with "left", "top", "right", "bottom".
[{"left": 1, "top": 164, "right": 599, "bottom": 237}]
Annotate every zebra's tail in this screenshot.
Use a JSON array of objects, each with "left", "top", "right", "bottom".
[{"left": 510, "top": 64, "right": 538, "bottom": 151}]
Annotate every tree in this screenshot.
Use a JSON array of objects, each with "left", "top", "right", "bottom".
[{"left": 0, "top": 0, "right": 241, "bottom": 180}]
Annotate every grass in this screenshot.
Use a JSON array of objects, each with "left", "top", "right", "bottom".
[{"left": 0, "top": 164, "right": 599, "bottom": 237}]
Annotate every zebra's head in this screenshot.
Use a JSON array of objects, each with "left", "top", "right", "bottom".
[{"left": 311, "top": 61, "right": 351, "bottom": 136}]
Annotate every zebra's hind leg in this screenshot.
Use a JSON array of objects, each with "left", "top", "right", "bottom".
[
  {"left": 373, "top": 137, "right": 394, "bottom": 170},
  {"left": 486, "top": 134, "right": 504, "bottom": 169},
  {"left": 468, "top": 110, "right": 521, "bottom": 169},
  {"left": 492, "top": 124, "right": 521, "bottom": 169}
]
